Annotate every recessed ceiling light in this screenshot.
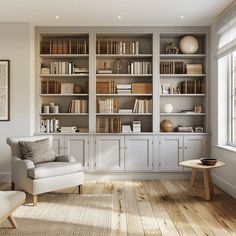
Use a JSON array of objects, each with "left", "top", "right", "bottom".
[
  {"left": 55, "top": 16, "right": 60, "bottom": 19},
  {"left": 117, "top": 16, "right": 122, "bottom": 19},
  {"left": 180, "top": 16, "right": 184, "bottom": 19}
]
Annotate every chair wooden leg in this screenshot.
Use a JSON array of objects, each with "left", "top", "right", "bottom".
[
  {"left": 78, "top": 185, "right": 82, "bottom": 194},
  {"left": 32, "top": 195, "right": 37, "bottom": 206},
  {"left": 11, "top": 182, "right": 15, "bottom": 190},
  {"left": 7, "top": 215, "right": 18, "bottom": 229}
]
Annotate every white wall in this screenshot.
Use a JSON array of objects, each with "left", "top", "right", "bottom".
[
  {"left": 0, "top": 23, "right": 34, "bottom": 181},
  {"left": 211, "top": 25, "right": 236, "bottom": 199}
]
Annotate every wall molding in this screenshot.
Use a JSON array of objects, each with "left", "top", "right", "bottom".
[
  {"left": 212, "top": 173, "right": 236, "bottom": 199},
  {"left": 0, "top": 173, "right": 11, "bottom": 182}
]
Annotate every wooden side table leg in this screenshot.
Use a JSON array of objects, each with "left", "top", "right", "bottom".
[
  {"left": 208, "top": 170, "right": 214, "bottom": 196},
  {"left": 203, "top": 169, "right": 211, "bottom": 201},
  {"left": 188, "top": 168, "right": 197, "bottom": 195}
]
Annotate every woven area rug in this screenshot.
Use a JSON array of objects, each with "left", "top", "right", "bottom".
[{"left": 0, "top": 193, "right": 113, "bottom": 236}]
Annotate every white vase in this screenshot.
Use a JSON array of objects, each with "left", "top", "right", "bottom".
[
  {"left": 179, "top": 35, "right": 199, "bottom": 54},
  {"left": 163, "top": 103, "right": 173, "bottom": 113}
]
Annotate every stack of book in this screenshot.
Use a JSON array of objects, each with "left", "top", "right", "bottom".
[
  {"left": 96, "top": 81, "right": 115, "bottom": 94},
  {"left": 116, "top": 84, "right": 131, "bottom": 94},
  {"left": 133, "top": 99, "right": 152, "bottom": 113},
  {"left": 96, "top": 118, "right": 122, "bottom": 133},
  {"left": 128, "top": 61, "right": 152, "bottom": 74},
  {"left": 97, "top": 98, "right": 118, "bottom": 113},
  {"left": 160, "top": 61, "right": 184, "bottom": 74},
  {"left": 68, "top": 99, "right": 88, "bottom": 113},
  {"left": 177, "top": 126, "right": 194, "bottom": 132},
  {"left": 96, "top": 40, "right": 139, "bottom": 54}
]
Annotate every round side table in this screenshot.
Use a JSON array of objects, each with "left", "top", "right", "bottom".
[{"left": 179, "top": 159, "right": 226, "bottom": 201}]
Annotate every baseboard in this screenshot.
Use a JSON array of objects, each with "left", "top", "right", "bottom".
[
  {"left": 85, "top": 172, "right": 193, "bottom": 180},
  {"left": 212, "top": 173, "right": 236, "bottom": 199},
  {"left": 0, "top": 173, "right": 11, "bottom": 182}
]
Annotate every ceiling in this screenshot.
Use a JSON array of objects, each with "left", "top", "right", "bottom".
[{"left": 0, "top": 0, "right": 233, "bottom": 27}]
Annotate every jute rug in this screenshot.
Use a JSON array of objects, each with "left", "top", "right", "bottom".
[{"left": 0, "top": 193, "right": 113, "bottom": 236}]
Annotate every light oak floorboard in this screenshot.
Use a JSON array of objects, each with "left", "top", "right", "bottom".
[{"left": 1, "top": 180, "right": 235, "bottom": 236}]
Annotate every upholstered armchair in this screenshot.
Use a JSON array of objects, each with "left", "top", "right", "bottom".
[{"left": 6, "top": 136, "right": 84, "bottom": 206}]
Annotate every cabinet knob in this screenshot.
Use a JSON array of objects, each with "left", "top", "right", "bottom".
[
  {"left": 179, "top": 147, "right": 182, "bottom": 149},
  {"left": 184, "top": 147, "right": 187, "bottom": 149}
]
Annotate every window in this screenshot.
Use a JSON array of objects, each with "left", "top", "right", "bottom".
[{"left": 229, "top": 51, "right": 236, "bottom": 145}]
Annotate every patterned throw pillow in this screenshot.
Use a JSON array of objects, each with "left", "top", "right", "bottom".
[{"left": 19, "top": 138, "right": 56, "bottom": 164}]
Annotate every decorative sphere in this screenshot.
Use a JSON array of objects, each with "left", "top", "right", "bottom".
[
  {"left": 160, "top": 119, "right": 173, "bottom": 132},
  {"left": 179, "top": 35, "right": 199, "bottom": 54},
  {"left": 163, "top": 103, "right": 173, "bottom": 113}
]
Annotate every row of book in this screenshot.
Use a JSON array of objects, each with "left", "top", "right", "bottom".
[
  {"left": 40, "top": 119, "right": 59, "bottom": 133},
  {"left": 45, "top": 61, "right": 75, "bottom": 75},
  {"left": 96, "top": 98, "right": 118, "bottom": 113},
  {"left": 161, "top": 80, "right": 204, "bottom": 94},
  {"left": 96, "top": 40, "right": 140, "bottom": 55},
  {"left": 128, "top": 61, "right": 152, "bottom": 74},
  {"left": 133, "top": 99, "right": 152, "bottom": 113},
  {"left": 41, "top": 80, "right": 61, "bottom": 94},
  {"left": 160, "top": 61, "right": 184, "bottom": 74},
  {"left": 96, "top": 81, "right": 115, "bottom": 94},
  {"left": 96, "top": 118, "right": 122, "bottom": 133},
  {"left": 40, "top": 40, "right": 89, "bottom": 54},
  {"left": 68, "top": 99, "right": 88, "bottom": 113}
]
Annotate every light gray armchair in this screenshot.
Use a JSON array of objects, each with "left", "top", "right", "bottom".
[{"left": 6, "top": 136, "right": 84, "bottom": 206}]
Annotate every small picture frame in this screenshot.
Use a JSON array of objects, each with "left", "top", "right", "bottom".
[
  {"left": 61, "top": 83, "right": 74, "bottom": 94},
  {"left": 122, "top": 125, "right": 132, "bottom": 133},
  {"left": 0, "top": 60, "right": 10, "bottom": 121}
]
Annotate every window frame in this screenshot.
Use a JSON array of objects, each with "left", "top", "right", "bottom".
[{"left": 228, "top": 51, "right": 236, "bottom": 147}]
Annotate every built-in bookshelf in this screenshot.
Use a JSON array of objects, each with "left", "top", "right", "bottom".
[
  {"left": 159, "top": 33, "right": 207, "bottom": 133},
  {"left": 38, "top": 34, "right": 89, "bottom": 133},
  {"left": 96, "top": 34, "right": 153, "bottom": 133}
]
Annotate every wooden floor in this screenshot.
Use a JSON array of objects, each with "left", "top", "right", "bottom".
[{"left": 1, "top": 180, "right": 236, "bottom": 236}]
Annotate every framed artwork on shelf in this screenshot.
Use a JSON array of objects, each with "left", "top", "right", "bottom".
[{"left": 0, "top": 60, "right": 10, "bottom": 121}]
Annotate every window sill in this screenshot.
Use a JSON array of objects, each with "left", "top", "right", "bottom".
[{"left": 215, "top": 145, "right": 236, "bottom": 153}]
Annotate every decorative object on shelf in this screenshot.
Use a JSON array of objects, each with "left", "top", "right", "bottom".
[
  {"left": 163, "top": 103, "right": 174, "bottom": 113},
  {"left": 122, "top": 125, "right": 132, "bottom": 133},
  {"left": 61, "top": 83, "right": 74, "bottom": 94},
  {"left": 133, "top": 121, "right": 141, "bottom": 133},
  {"left": 113, "top": 58, "right": 123, "bottom": 74},
  {"left": 97, "top": 61, "right": 112, "bottom": 74},
  {"left": 74, "top": 84, "right": 83, "bottom": 94},
  {"left": 194, "top": 126, "right": 204, "bottom": 133},
  {"left": 165, "top": 42, "right": 179, "bottom": 54},
  {"left": 160, "top": 119, "right": 173, "bottom": 132},
  {"left": 194, "top": 105, "right": 202, "bottom": 113},
  {"left": 0, "top": 60, "right": 10, "bottom": 121},
  {"left": 43, "top": 105, "right": 50, "bottom": 114},
  {"left": 179, "top": 35, "right": 199, "bottom": 54},
  {"left": 41, "top": 67, "right": 50, "bottom": 74}
]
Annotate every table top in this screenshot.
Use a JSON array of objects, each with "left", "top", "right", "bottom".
[{"left": 179, "top": 159, "right": 226, "bottom": 169}]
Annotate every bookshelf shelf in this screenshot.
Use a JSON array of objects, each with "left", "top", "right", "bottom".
[
  {"left": 160, "top": 94, "right": 206, "bottom": 97},
  {"left": 40, "top": 74, "right": 89, "bottom": 78},
  {"left": 160, "top": 113, "right": 206, "bottom": 116},
  {"left": 96, "top": 74, "right": 152, "bottom": 77},
  {"left": 40, "top": 94, "right": 89, "bottom": 97},
  {"left": 96, "top": 94, "right": 152, "bottom": 97},
  {"left": 96, "top": 113, "right": 152, "bottom": 116},
  {"left": 96, "top": 54, "right": 152, "bottom": 59},
  {"left": 40, "top": 54, "right": 89, "bottom": 58},
  {"left": 40, "top": 113, "right": 89, "bottom": 116},
  {"left": 160, "top": 54, "right": 206, "bottom": 59},
  {"left": 160, "top": 74, "right": 205, "bottom": 78}
]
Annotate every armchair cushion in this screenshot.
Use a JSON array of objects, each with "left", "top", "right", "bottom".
[
  {"left": 28, "top": 161, "right": 82, "bottom": 179},
  {"left": 19, "top": 138, "right": 56, "bottom": 164},
  {"left": 55, "top": 155, "right": 76, "bottom": 163}
]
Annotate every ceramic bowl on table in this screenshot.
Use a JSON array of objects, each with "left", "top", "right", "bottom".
[{"left": 200, "top": 158, "right": 217, "bottom": 166}]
